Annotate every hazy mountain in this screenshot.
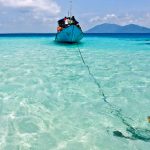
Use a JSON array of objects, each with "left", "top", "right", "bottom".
[{"left": 86, "top": 23, "right": 150, "bottom": 33}]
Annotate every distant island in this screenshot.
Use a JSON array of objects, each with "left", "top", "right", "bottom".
[{"left": 86, "top": 23, "right": 150, "bottom": 33}]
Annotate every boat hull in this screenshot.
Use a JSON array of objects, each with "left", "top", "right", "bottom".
[{"left": 55, "top": 25, "right": 83, "bottom": 43}]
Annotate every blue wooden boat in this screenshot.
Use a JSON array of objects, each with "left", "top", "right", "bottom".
[
  {"left": 55, "top": 24, "right": 83, "bottom": 43},
  {"left": 55, "top": 1, "right": 83, "bottom": 43}
]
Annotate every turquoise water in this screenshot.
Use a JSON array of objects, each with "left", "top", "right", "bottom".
[{"left": 0, "top": 34, "right": 150, "bottom": 150}]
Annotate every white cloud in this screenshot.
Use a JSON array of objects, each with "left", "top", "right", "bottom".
[
  {"left": 89, "top": 13, "right": 150, "bottom": 27},
  {"left": 0, "top": 0, "right": 61, "bottom": 15},
  {"left": 90, "top": 16, "right": 101, "bottom": 23},
  {"left": 0, "top": 0, "right": 62, "bottom": 32},
  {"left": 90, "top": 14, "right": 117, "bottom": 23},
  {"left": 103, "top": 14, "right": 117, "bottom": 21},
  {"left": 42, "top": 17, "right": 58, "bottom": 24}
]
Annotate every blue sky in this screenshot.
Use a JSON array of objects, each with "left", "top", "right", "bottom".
[{"left": 0, "top": 0, "right": 150, "bottom": 33}]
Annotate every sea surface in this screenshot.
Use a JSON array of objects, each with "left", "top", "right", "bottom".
[{"left": 0, "top": 34, "right": 150, "bottom": 150}]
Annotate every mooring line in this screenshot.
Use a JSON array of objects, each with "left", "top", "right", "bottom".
[
  {"left": 77, "top": 45, "right": 109, "bottom": 105},
  {"left": 76, "top": 45, "right": 150, "bottom": 142},
  {"left": 76, "top": 45, "right": 132, "bottom": 115}
]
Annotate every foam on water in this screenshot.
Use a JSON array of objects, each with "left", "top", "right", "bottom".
[{"left": 0, "top": 34, "right": 150, "bottom": 150}]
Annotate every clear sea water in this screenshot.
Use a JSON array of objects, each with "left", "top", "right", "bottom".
[{"left": 0, "top": 34, "right": 150, "bottom": 150}]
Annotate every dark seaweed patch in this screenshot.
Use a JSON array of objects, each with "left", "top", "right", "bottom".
[
  {"left": 113, "top": 126, "right": 150, "bottom": 142},
  {"left": 127, "top": 127, "right": 150, "bottom": 142},
  {"left": 113, "top": 131, "right": 135, "bottom": 140},
  {"left": 113, "top": 131, "right": 124, "bottom": 137}
]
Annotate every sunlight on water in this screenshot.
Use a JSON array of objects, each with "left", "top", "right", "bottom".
[{"left": 0, "top": 34, "right": 150, "bottom": 150}]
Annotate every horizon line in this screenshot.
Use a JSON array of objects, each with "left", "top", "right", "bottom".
[{"left": 0, "top": 33, "right": 150, "bottom": 35}]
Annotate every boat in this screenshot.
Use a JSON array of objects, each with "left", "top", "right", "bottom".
[
  {"left": 55, "top": 24, "right": 83, "bottom": 43},
  {"left": 55, "top": 1, "right": 83, "bottom": 43}
]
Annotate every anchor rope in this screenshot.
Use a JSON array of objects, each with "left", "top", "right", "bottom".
[
  {"left": 76, "top": 45, "right": 131, "bottom": 113},
  {"left": 77, "top": 45, "right": 110, "bottom": 105},
  {"left": 76, "top": 45, "right": 150, "bottom": 142}
]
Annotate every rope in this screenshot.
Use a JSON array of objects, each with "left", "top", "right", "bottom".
[
  {"left": 77, "top": 46, "right": 109, "bottom": 105},
  {"left": 76, "top": 45, "right": 150, "bottom": 142}
]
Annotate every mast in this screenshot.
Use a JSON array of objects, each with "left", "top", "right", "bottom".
[{"left": 69, "top": 0, "right": 72, "bottom": 17}]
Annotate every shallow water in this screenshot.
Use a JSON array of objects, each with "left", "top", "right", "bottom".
[{"left": 0, "top": 34, "right": 150, "bottom": 150}]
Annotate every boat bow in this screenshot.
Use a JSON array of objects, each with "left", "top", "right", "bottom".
[{"left": 55, "top": 25, "right": 83, "bottom": 43}]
